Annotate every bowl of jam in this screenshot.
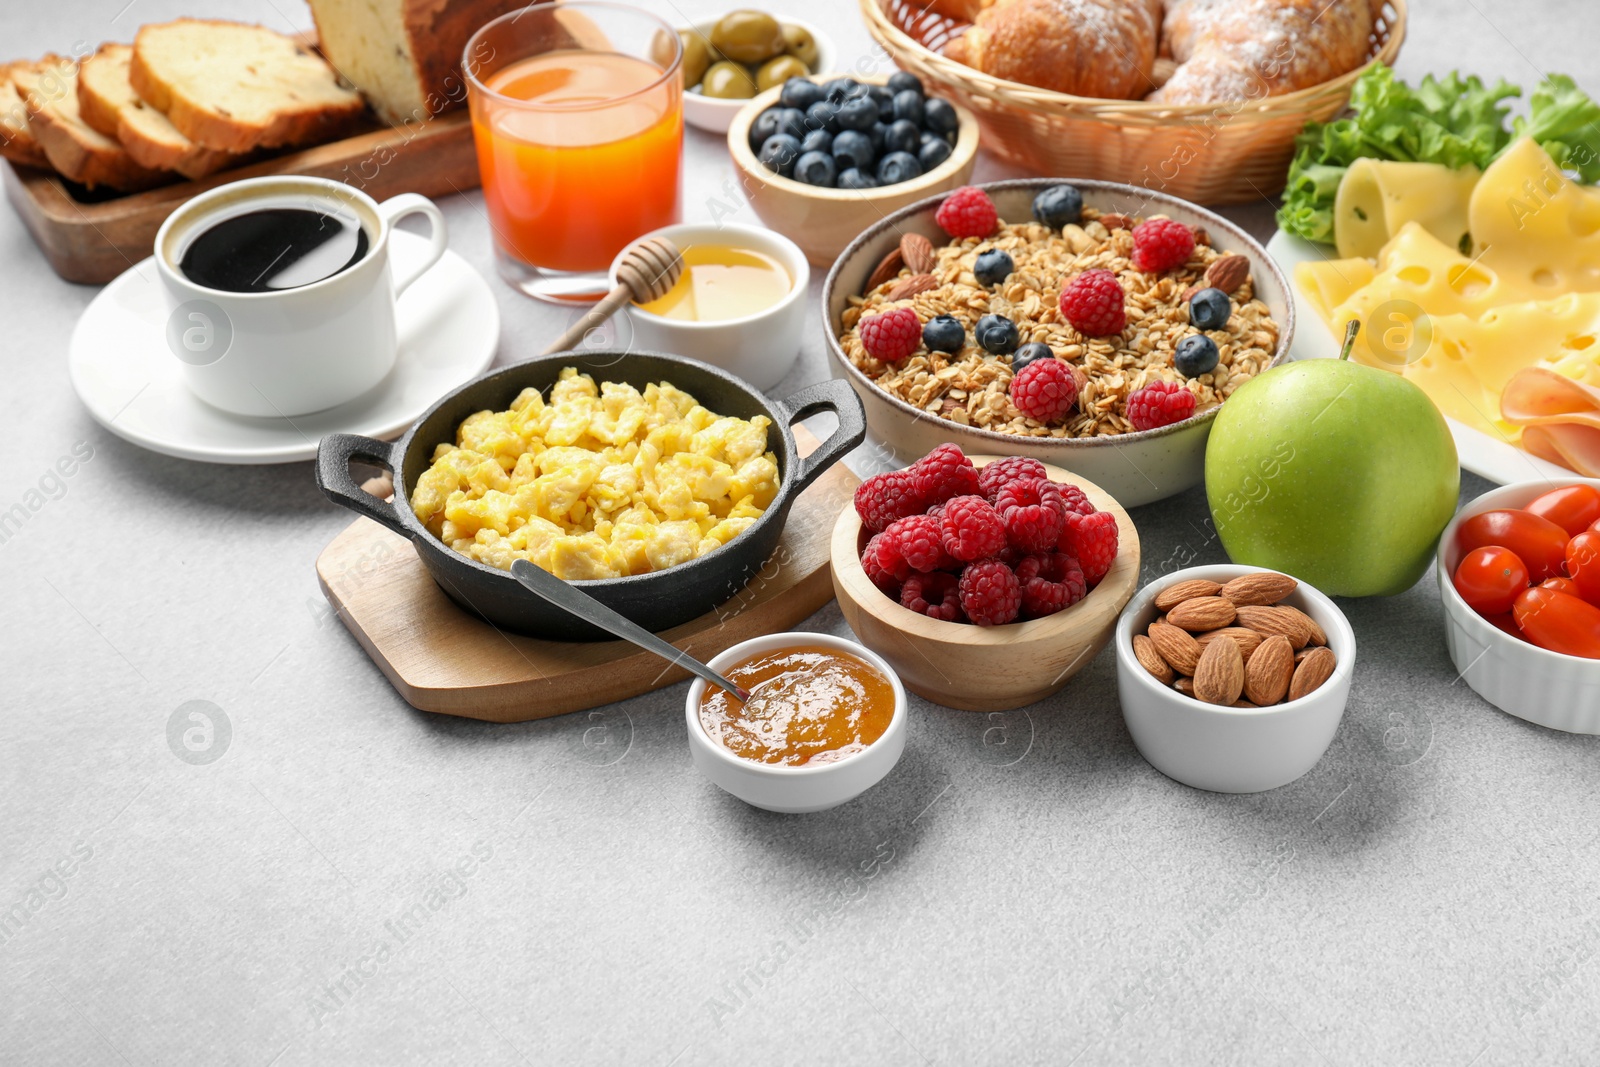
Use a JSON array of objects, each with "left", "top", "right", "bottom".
[{"left": 685, "top": 632, "right": 907, "bottom": 812}]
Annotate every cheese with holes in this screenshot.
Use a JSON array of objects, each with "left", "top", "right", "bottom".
[{"left": 1334, "top": 159, "right": 1480, "bottom": 260}]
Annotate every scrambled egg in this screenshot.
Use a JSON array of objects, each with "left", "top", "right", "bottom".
[{"left": 412, "top": 368, "right": 780, "bottom": 580}]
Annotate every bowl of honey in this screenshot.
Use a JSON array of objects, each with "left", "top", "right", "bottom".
[
  {"left": 685, "top": 632, "right": 907, "bottom": 813},
  {"left": 611, "top": 222, "right": 810, "bottom": 390}
]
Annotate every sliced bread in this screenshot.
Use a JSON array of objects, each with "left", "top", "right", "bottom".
[
  {"left": 15, "top": 57, "right": 169, "bottom": 190},
  {"left": 0, "top": 61, "right": 51, "bottom": 168},
  {"left": 130, "top": 19, "right": 366, "bottom": 153},
  {"left": 78, "top": 43, "right": 240, "bottom": 180}
]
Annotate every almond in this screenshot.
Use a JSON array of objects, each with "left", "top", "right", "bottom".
[
  {"left": 1099, "top": 212, "right": 1133, "bottom": 231},
  {"left": 886, "top": 273, "right": 938, "bottom": 301},
  {"left": 1166, "top": 596, "right": 1237, "bottom": 632},
  {"left": 1232, "top": 699, "right": 1259, "bottom": 708},
  {"left": 1220, "top": 572, "right": 1297, "bottom": 607},
  {"left": 1278, "top": 605, "right": 1328, "bottom": 646},
  {"left": 1294, "top": 647, "right": 1315, "bottom": 664},
  {"left": 1174, "top": 676, "right": 1196, "bottom": 696},
  {"left": 1133, "top": 634, "right": 1175, "bottom": 685},
  {"left": 1203, "top": 253, "right": 1250, "bottom": 294},
  {"left": 1243, "top": 635, "right": 1294, "bottom": 706},
  {"left": 1148, "top": 621, "right": 1201, "bottom": 676},
  {"left": 1192, "top": 226, "right": 1210, "bottom": 247},
  {"left": 1235, "top": 605, "right": 1311, "bottom": 650},
  {"left": 1289, "top": 646, "right": 1337, "bottom": 701},
  {"left": 864, "top": 247, "right": 905, "bottom": 293},
  {"left": 1179, "top": 284, "right": 1202, "bottom": 303},
  {"left": 1193, "top": 636, "right": 1244, "bottom": 705},
  {"left": 900, "top": 232, "right": 938, "bottom": 274},
  {"left": 1153, "top": 578, "right": 1223, "bottom": 612},
  {"left": 1196, "top": 627, "right": 1263, "bottom": 663}
]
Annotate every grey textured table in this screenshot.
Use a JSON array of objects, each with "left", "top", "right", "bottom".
[{"left": 5, "top": 1, "right": 1600, "bottom": 1064}]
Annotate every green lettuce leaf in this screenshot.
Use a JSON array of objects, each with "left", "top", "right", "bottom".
[{"left": 1514, "top": 73, "right": 1600, "bottom": 183}]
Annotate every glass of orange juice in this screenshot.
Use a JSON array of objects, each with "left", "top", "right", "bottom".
[{"left": 464, "top": 2, "right": 683, "bottom": 303}]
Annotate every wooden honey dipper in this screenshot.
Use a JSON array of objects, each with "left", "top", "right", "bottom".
[{"left": 541, "top": 236, "right": 684, "bottom": 354}]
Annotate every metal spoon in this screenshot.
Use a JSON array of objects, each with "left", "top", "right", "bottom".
[{"left": 509, "top": 558, "right": 750, "bottom": 701}]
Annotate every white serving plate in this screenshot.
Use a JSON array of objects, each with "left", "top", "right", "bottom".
[{"left": 1266, "top": 229, "right": 1575, "bottom": 487}]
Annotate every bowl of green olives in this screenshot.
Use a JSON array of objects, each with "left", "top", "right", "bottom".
[{"left": 680, "top": 10, "right": 835, "bottom": 134}]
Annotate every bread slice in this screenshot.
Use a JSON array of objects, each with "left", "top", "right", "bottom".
[
  {"left": 15, "top": 56, "right": 169, "bottom": 190},
  {"left": 0, "top": 61, "right": 51, "bottom": 168},
  {"left": 78, "top": 43, "right": 241, "bottom": 180},
  {"left": 130, "top": 19, "right": 366, "bottom": 153}
]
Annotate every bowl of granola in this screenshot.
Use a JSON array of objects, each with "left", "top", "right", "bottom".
[{"left": 822, "top": 179, "right": 1294, "bottom": 507}]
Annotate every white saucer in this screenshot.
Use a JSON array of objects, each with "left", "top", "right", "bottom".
[{"left": 69, "top": 230, "right": 500, "bottom": 464}]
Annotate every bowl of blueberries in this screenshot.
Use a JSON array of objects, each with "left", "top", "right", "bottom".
[{"left": 726, "top": 71, "right": 979, "bottom": 266}]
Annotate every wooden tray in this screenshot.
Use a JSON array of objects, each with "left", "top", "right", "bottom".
[
  {"left": 5, "top": 110, "right": 479, "bottom": 285},
  {"left": 315, "top": 428, "right": 860, "bottom": 723}
]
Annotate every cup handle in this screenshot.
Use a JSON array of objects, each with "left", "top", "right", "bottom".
[
  {"left": 376, "top": 193, "right": 448, "bottom": 297},
  {"left": 774, "top": 378, "right": 867, "bottom": 496}
]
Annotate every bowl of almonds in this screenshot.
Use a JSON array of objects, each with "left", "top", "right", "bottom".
[{"left": 1114, "top": 565, "right": 1354, "bottom": 793}]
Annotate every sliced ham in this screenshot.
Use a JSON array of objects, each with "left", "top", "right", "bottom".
[{"left": 1501, "top": 368, "right": 1600, "bottom": 476}]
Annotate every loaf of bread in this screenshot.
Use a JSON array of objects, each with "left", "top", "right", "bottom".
[
  {"left": 14, "top": 56, "right": 168, "bottom": 190},
  {"left": 0, "top": 62, "right": 51, "bottom": 168},
  {"left": 130, "top": 20, "right": 365, "bottom": 153},
  {"left": 308, "top": 0, "right": 536, "bottom": 126},
  {"left": 78, "top": 44, "right": 239, "bottom": 179},
  {"left": 1150, "top": 0, "right": 1376, "bottom": 104},
  {"left": 939, "top": 0, "right": 1162, "bottom": 100}
]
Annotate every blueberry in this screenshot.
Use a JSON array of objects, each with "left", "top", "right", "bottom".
[
  {"left": 758, "top": 134, "right": 802, "bottom": 178},
  {"left": 805, "top": 101, "right": 839, "bottom": 133},
  {"left": 975, "top": 314, "right": 1020, "bottom": 356},
  {"left": 868, "top": 122, "right": 888, "bottom": 154},
  {"left": 779, "top": 77, "right": 824, "bottom": 111},
  {"left": 891, "top": 89, "right": 924, "bottom": 126},
  {"left": 838, "top": 167, "right": 878, "bottom": 190},
  {"left": 922, "top": 314, "right": 965, "bottom": 353},
  {"left": 883, "top": 118, "right": 920, "bottom": 155},
  {"left": 748, "top": 108, "right": 781, "bottom": 153},
  {"left": 793, "top": 150, "right": 838, "bottom": 187},
  {"left": 832, "top": 129, "right": 875, "bottom": 171},
  {"left": 1174, "top": 334, "right": 1220, "bottom": 378},
  {"left": 918, "top": 137, "right": 952, "bottom": 172},
  {"left": 1031, "top": 184, "right": 1083, "bottom": 230},
  {"left": 887, "top": 71, "right": 924, "bottom": 97},
  {"left": 1188, "top": 287, "right": 1232, "bottom": 331},
  {"left": 822, "top": 77, "right": 859, "bottom": 103},
  {"left": 875, "top": 151, "right": 922, "bottom": 185},
  {"left": 1010, "top": 342, "right": 1054, "bottom": 375},
  {"left": 924, "top": 96, "right": 958, "bottom": 135},
  {"left": 836, "top": 95, "right": 879, "bottom": 132},
  {"left": 868, "top": 85, "right": 896, "bottom": 112},
  {"left": 773, "top": 107, "right": 809, "bottom": 141},
  {"left": 800, "top": 128, "right": 834, "bottom": 155},
  {"left": 974, "top": 248, "right": 1014, "bottom": 287}
]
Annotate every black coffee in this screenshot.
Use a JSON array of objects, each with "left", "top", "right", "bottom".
[{"left": 179, "top": 207, "right": 370, "bottom": 293}]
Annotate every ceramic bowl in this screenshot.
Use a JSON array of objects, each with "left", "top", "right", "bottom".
[
  {"left": 608, "top": 222, "right": 809, "bottom": 391},
  {"left": 726, "top": 75, "right": 980, "bottom": 267},
  {"left": 830, "top": 457, "right": 1140, "bottom": 711},
  {"left": 685, "top": 631, "right": 907, "bottom": 812},
  {"left": 821, "top": 178, "right": 1295, "bottom": 508},
  {"left": 1436, "top": 478, "right": 1600, "bottom": 735},
  {"left": 680, "top": 16, "right": 836, "bottom": 134},
  {"left": 1115, "top": 565, "right": 1355, "bottom": 793}
]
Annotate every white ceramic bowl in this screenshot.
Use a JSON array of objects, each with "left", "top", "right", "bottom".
[
  {"left": 1115, "top": 565, "right": 1356, "bottom": 793},
  {"left": 1436, "top": 478, "right": 1600, "bottom": 734},
  {"left": 685, "top": 631, "right": 907, "bottom": 812},
  {"left": 609, "top": 223, "right": 809, "bottom": 391},
  {"left": 680, "top": 16, "right": 836, "bottom": 134}
]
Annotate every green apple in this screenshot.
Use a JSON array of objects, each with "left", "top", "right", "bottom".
[{"left": 1204, "top": 342, "right": 1459, "bottom": 598}]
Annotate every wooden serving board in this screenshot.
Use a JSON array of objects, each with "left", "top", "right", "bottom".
[{"left": 315, "top": 428, "right": 859, "bottom": 723}]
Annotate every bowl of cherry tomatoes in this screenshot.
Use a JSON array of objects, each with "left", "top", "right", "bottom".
[{"left": 1438, "top": 479, "right": 1600, "bottom": 734}]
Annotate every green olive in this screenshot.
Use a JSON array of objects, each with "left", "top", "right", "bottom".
[
  {"left": 780, "top": 23, "right": 820, "bottom": 69},
  {"left": 710, "top": 10, "right": 785, "bottom": 65},
  {"left": 679, "top": 29, "right": 714, "bottom": 89},
  {"left": 700, "top": 60, "right": 759, "bottom": 99},
  {"left": 755, "top": 55, "right": 809, "bottom": 91}
]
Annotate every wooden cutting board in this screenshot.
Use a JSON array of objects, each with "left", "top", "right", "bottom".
[{"left": 315, "top": 427, "right": 859, "bottom": 723}]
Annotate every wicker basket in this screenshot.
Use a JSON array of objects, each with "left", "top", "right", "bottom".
[{"left": 862, "top": 0, "right": 1406, "bottom": 205}]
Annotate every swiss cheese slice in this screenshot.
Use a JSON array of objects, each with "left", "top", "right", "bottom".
[
  {"left": 1334, "top": 159, "right": 1480, "bottom": 260},
  {"left": 1468, "top": 137, "right": 1600, "bottom": 296}
]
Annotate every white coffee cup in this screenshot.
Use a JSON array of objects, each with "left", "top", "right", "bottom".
[{"left": 153, "top": 175, "right": 448, "bottom": 418}]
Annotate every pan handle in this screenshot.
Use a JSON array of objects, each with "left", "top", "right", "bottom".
[
  {"left": 774, "top": 378, "right": 866, "bottom": 496},
  {"left": 316, "top": 433, "right": 409, "bottom": 538}
]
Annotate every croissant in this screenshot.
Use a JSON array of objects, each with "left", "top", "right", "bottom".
[{"left": 937, "top": 0, "right": 1162, "bottom": 100}]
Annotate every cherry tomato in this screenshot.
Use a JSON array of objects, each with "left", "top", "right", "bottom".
[
  {"left": 1452, "top": 546, "right": 1530, "bottom": 615},
  {"left": 1525, "top": 484, "right": 1600, "bottom": 535},
  {"left": 1512, "top": 587, "right": 1600, "bottom": 659},
  {"left": 1458, "top": 510, "right": 1570, "bottom": 581},
  {"left": 1540, "top": 576, "right": 1582, "bottom": 597},
  {"left": 1566, "top": 530, "right": 1600, "bottom": 605},
  {"left": 1483, "top": 611, "right": 1524, "bottom": 640}
]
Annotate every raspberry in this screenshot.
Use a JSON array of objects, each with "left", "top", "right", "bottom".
[
  {"left": 1126, "top": 380, "right": 1198, "bottom": 431},
  {"left": 900, "top": 572, "right": 963, "bottom": 622},
  {"left": 935, "top": 185, "right": 999, "bottom": 239},
  {"left": 882, "top": 514, "right": 954, "bottom": 573},
  {"left": 939, "top": 495, "right": 1007, "bottom": 562},
  {"left": 1059, "top": 510, "right": 1119, "bottom": 586},
  {"left": 1015, "top": 552, "right": 1087, "bottom": 618},
  {"left": 859, "top": 307, "right": 922, "bottom": 363},
  {"left": 1009, "top": 357, "right": 1078, "bottom": 423},
  {"left": 1131, "top": 217, "right": 1196, "bottom": 273},
  {"left": 1059, "top": 269, "right": 1126, "bottom": 337},
  {"left": 958, "top": 560, "right": 1022, "bottom": 626},
  {"left": 995, "top": 477, "right": 1066, "bottom": 553},
  {"left": 912, "top": 443, "right": 981, "bottom": 505},
  {"left": 1055, "top": 482, "right": 1096, "bottom": 517},
  {"left": 854, "top": 469, "right": 925, "bottom": 532},
  {"left": 977, "top": 456, "right": 1048, "bottom": 503},
  {"left": 862, "top": 533, "right": 909, "bottom": 596}
]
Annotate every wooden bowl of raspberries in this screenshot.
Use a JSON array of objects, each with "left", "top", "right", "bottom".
[{"left": 829, "top": 444, "right": 1140, "bottom": 711}]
